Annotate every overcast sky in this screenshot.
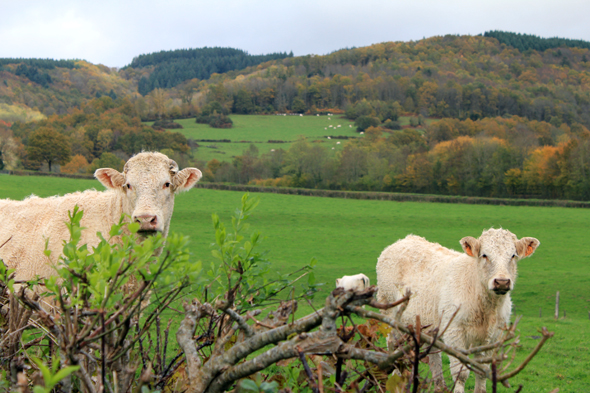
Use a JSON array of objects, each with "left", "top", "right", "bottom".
[{"left": 2, "top": 0, "right": 589, "bottom": 68}]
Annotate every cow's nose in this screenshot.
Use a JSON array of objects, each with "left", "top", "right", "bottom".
[
  {"left": 493, "top": 278, "right": 511, "bottom": 290},
  {"left": 134, "top": 214, "right": 158, "bottom": 231}
]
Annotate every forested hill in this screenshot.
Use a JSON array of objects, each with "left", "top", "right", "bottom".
[
  {"left": 0, "top": 59, "right": 137, "bottom": 122},
  {"left": 125, "top": 47, "right": 293, "bottom": 95},
  {"left": 201, "top": 34, "right": 590, "bottom": 128},
  {"left": 484, "top": 30, "right": 590, "bottom": 52}
]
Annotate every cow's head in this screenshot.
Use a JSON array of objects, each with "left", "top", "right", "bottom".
[
  {"left": 94, "top": 152, "right": 202, "bottom": 236},
  {"left": 460, "top": 228, "right": 539, "bottom": 296}
]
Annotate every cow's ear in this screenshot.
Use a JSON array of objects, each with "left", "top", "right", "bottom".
[
  {"left": 95, "top": 168, "right": 126, "bottom": 189},
  {"left": 172, "top": 168, "right": 202, "bottom": 193},
  {"left": 515, "top": 237, "right": 540, "bottom": 258},
  {"left": 335, "top": 279, "right": 340, "bottom": 287},
  {"left": 460, "top": 236, "right": 480, "bottom": 258}
]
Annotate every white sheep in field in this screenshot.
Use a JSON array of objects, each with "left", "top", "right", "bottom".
[
  {"left": 336, "top": 273, "right": 370, "bottom": 291},
  {"left": 376, "top": 229, "right": 539, "bottom": 393}
]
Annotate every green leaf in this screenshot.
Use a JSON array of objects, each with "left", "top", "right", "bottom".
[
  {"left": 51, "top": 366, "right": 80, "bottom": 387},
  {"left": 239, "top": 379, "right": 259, "bottom": 393}
]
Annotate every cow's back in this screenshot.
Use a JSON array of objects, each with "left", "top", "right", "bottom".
[
  {"left": 0, "top": 190, "right": 123, "bottom": 282},
  {"left": 376, "top": 235, "right": 461, "bottom": 326}
]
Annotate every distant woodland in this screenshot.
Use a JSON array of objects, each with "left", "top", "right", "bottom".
[
  {"left": 2, "top": 32, "right": 590, "bottom": 200},
  {"left": 127, "top": 47, "right": 293, "bottom": 95}
]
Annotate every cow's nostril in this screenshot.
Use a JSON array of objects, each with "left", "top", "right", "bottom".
[{"left": 150, "top": 216, "right": 157, "bottom": 224}]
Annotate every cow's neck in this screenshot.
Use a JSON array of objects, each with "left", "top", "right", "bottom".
[{"left": 478, "top": 284, "right": 510, "bottom": 310}]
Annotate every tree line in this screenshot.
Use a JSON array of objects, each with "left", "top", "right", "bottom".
[
  {"left": 203, "top": 115, "right": 590, "bottom": 201},
  {"left": 0, "top": 58, "right": 78, "bottom": 69},
  {"left": 127, "top": 47, "right": 293, "bottom": 95},
  {"left": 484, "top": 30, "right": 590, "bottom": 52},
  {"left": 4, "top": 96, "right": 192, "bottom": 173}
]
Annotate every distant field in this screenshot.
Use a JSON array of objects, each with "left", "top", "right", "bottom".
[
  {"left": 171, "top": 114, "right": 358, "bottom": 162},
  {"left": 0, "top": 174, "right": 587, "bottom": 391},
  {"left": 158, "top": 114, "right": 430, "bottom": 163}
]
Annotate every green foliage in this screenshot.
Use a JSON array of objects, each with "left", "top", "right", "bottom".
[
  {"left": 131, "top": 47, "right": 292, "bottom": 95},
  {"left": 15, "top": 64, "right": 52, "bottom": 87},
  {"left": 0, "top": 257, "right": 15, "bottom": 293},
  {"left": 208, "top": 112, "right": 233, "bottom": 129},
  {"left": 0, "top": 58, "right": 77, "bottom": 69},
  {"left": 238, "top": 373, "right": 279, "bottom": 393},
  {"left": 208, "top": 193, "right": 318, "bottom": 311},
  {"left": 43, "top": 206, "right": 201, "bottom": 310},
  {"left": 26, "top": 127, "right": 71, "bottom": 171},
  {"left": 30, "top": 357, "right": 79, "bottom": 393},
  {"left": 87, "top": 152, "right": 125, "bottom": 173},
  {"left": 354, "top": 115, "right": 380, "bottom": 131},
  {"left": 484, "top": 30, "right": 590, "bottom": 52}
]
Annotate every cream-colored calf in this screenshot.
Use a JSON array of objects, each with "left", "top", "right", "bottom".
[
  {"left": 0, "top": 152, "right": 202, "bottom": 284},
  {"left": 377, "top": 228, "right": 539, "bottom": 393}
]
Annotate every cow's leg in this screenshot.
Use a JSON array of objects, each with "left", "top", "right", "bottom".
[
  {"left": 473, "top": 353, "right": 488, "bottom": 393},
  {"left": 448, "top": 356, "right": 469, "bottom": 393},
  {"left": 428, "top": 352, "right": 445, "bottom": 392}
]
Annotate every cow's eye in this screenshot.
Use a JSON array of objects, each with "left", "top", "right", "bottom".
[
  {"left": 512, "top": 254, "right": 516, "bottom": 259},
  {"left": 481, "top": 254, "right": 488, "bottom": 259},
  {"left": 164, "top": 182, "right": 171, "bottom": 188},
  {"left": 126, "top": 184, "right": 132, "bottom": 190}
]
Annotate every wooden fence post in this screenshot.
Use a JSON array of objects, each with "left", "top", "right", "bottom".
[{"left": 554, "top": 291, "right": 560, "bottom": 320}]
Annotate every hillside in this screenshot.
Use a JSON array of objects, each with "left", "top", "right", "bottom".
[
  {"left": 194, "top": 34, "right": 590, "bottom": 128},
  {"left": 3, "top": 34, "right": 590, "bottom": 200},
  {"left": 0, "top": 59, "right": 137, "bottom": 122},
  {"left": 124, "top": 47, "right": 293, "bottom": 95}
]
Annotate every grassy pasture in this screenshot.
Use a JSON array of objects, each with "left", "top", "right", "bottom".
[
  {"left": 0, "top": 174, "right": 587, "bottom": 391},
  {"left": 166, "top": 114, "right": 429, "bottom": 162},
  {"left": 172, "top": 115, "right": 358, "bottom": 162}
]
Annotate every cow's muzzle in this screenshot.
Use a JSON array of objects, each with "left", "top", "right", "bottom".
[
  {"left": 134, "top": 214, "right": 160, "bottom": 235},
  {"left": 492, "top": 278, "right": 511, "bottom": 295}
]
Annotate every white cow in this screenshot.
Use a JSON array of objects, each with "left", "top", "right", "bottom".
[
  {"left": 0, "top": 152, "right": 202, "bottom": 284},
  {"left": 335, "top": 273, "right": 370, "bottom": 291},
  {"left": 376, "top": 229, "right": 539, "bottom": 393}
]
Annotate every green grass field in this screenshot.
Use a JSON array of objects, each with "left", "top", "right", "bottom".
[
  {"left": 171, "top": 114, "right": 359, "bottom": 162},
  {"left": 0, "top": 174, "right": 587, "bottom": 391},
  {"left": 161, "top": 114, "right": 430, "bottom": 163}
]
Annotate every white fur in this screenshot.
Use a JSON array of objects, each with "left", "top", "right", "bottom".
[
  {"left": 376, "top": 228, "right": 539, "bottom": 393},
  {"left": 335, "top": 273, "right": 370, "bottom": 291},
  {"left": 0, "top": 152, "right": 202, "bottom": 284}
]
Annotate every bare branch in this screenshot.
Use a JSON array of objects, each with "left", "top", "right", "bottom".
[{"left": 497, "top": 327, "right": 554, "bottom": 382}]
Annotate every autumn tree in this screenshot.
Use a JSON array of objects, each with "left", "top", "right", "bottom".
[
  {"left": 27, "top": 127, "right": 71, "bottom": 172},
  {"left": 60, "top": 154, "right": 89, "bottom": 174},
  {"left": 149, "top": 88, "right": 167, "bottom": 119}
]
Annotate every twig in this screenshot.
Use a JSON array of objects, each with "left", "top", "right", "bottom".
[
  {"left": 222, "top": 307, "right": 254, "bottom": 337},
  {"left": 297, "top": 348, "right": 319, "bottom": 393},
  {"left": 368, "top": 293, "right": 411, "bottom": 310},
  {"left": 497, "top": 327, "right": 554, "bottom": 382}
]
